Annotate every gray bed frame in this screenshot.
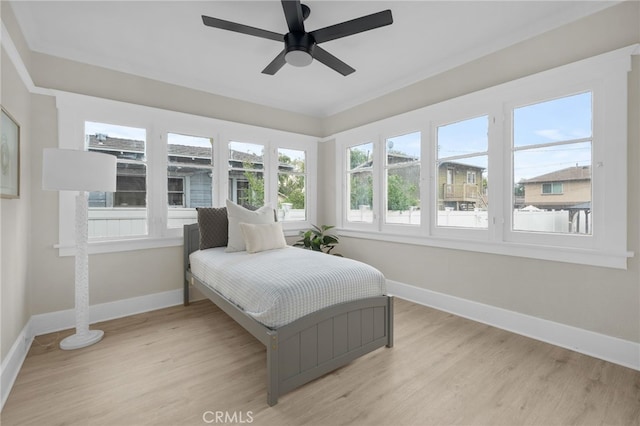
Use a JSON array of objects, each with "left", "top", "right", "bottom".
[{"left": 183, "top": 223, "right": 394, "bottom": 406}]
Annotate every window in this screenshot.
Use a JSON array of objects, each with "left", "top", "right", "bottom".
[
  {"left": 54, "top": 91, "right": 317, "bottom": 255},
  {"left": 385, "top": 132, "right": 421, "bottom": 225},
  {"left": 167, "top": 133, "right": 214, "bottom": 228},
  {"left": 228, "top": 141, "right": 264, "bottom": 208},
  {"left": 167, "top": 178, "right": 184, "bottom": 206},
  {"left": 278, "top": 148, "right": 306, "bottom": 222},
  {"left": 85, "top": 122, "right": 147, "bottom": 238},
  {"left": 335, "top": 46, "right": 634, "bottom": 268},
  {"left": 541, "top": 182, "right": 563, "bottom": 195},
  {"left": 436, "top": 116, "right": 488, "bottom": 228},
  {"left": 512, "top": 92, "right": 592, "bottom": 235},
  {"left": 347, "top": 142, "right": 374, "bottom": 223}
]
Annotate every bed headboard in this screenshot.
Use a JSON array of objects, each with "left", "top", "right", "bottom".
[
  {"left": 183, "top": 223, "right": 200, "bottom": 270},
  {"left": 183, "top": 223, "right": 200, "bottom": 306}
]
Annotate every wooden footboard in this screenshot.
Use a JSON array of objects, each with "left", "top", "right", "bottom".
[
  {"left": 183, "top": 223, "right": 394, "bottom": 406},
  {"left": 267, "top": 296, "right": 393, "bottom": 405}
]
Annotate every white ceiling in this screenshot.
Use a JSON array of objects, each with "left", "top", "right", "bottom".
[{"left": 9, "top": 1, "right": 617, "bottom": 117}]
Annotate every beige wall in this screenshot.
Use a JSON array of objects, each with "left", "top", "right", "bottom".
[
  {"left": 318, "top": 2, "right": 640, "bottom": 343},
  {"left": 1, "top": 47, "right": 32, "bottom": 361}
]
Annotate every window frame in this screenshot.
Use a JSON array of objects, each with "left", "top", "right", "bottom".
[
  {"left": 382, "top": 129, "right": 423, "bottom": 229},
  {"left": 54, "top": 92, "right": 317, "bottom": 255},
  {"left": 276, "top": 147, "right": 309, "bottom": 223},
  {"left": 342, "top": 135, "right": 379, "bottom": 230},
  {"left": 502, "top": 84, "right": 601, "bottom": 250},
  {"left": 165, "top": 131, "right": 216, "bottom": 231},
  {"left": 335, "top": 45, "right": 636, "bottom": 269},
  {"left": 431, "top": 110, "right": 493, "bottom": 237},
  {"left": 227, "top": 139, "right": 267, "bottom": 208},
  {"left": 541, "top": 182, "right": 563, "bottom": 195}
]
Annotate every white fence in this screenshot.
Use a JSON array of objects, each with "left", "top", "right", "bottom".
[
  {"left": 89, "top": 207, "right": 589, "bottom": 238},
  {"left": 347, "top": 208, "right": 590, "bottom": 234},
  {"left": 88, "top": 207, "right": 307, "bottom": 238},
  {"left": 513, "top": 210, "right": 568, "bottom": 233}
]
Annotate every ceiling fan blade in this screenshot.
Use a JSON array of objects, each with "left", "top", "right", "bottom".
[
  {"left": 262, "top": 49, "right": 288, "bottom": 75},
  {"left": 281, "top": 0, "right": 305, "bottom": 33},
  {"left": 310, "top": 10, "right": 393, "bottom": 44},
  {"left": 313, "top": 46, "right": 355, "bottom": 76},
  {"left": 202, "top": 15, "right": 283, "bottom": 42}
]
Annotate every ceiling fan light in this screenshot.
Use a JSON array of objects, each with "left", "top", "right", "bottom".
[{"left": 285, "top": 50, "right": 313, "bottom": 67}]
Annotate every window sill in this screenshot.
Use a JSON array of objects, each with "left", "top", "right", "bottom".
[
  {"left": 56, "top": 236, "right": 184, "bottom": 256},
  {"left": 338, "top": 229, "right": 633, "bottom": 270}
]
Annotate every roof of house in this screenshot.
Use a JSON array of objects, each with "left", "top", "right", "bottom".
[
  {"left": 88, "top": 134, "right": 213, "bottom": 158},
  {"left": 88, "top": 134, "right": 146, "bottom": 153},
  {"left": 522, "top": 165, "right": 591, "bottom": 183},
  {"left": 87, "top": 134, "right": 293, "bottom": 169},
  {"left": 439, "top": 161, "right": 485, "bottom": 171}
]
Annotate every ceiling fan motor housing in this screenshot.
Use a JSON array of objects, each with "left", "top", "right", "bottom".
[{"left": 284, "top": 32, "right": 315, "bottom": 66}]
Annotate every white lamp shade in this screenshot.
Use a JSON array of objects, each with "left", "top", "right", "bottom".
[{"left": 43, "top": 148, "right": 117, "bottom": 192}]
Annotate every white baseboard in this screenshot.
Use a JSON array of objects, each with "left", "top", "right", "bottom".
[
  {"left": 1, "top": 288, "right": 183, "bottom": 411},
  {"left": 386, "top": 280, "right": 640, "bottom": 371},
  {"left": 1, "top": 319, "right": 33, "bottom": 411},
  {"left": 30, "top": 288, "right": 183, "bottom": 336}
]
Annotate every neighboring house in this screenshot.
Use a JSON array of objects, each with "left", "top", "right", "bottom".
[
  {"left": 87, "top": 134, "right": 148, "bottom": 208},
  {"left": 87, "top": 134, "right": 291, "bottom": 209},
  {"left": 437, "top": 161, "right": 487, "bottom": 211},
  {"left": 87, "top": 133, "right": 217, "bottom": 209},
  {"left": 167, "top": 140, "right": 214, "bottom": 208},
  {"left": 521, "top": 165, "right": 591, "bottom": 211}
]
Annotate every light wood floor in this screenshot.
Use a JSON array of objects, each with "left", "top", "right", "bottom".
[{"left": 2, "top": 298, "right": 639, "bottom": 426}]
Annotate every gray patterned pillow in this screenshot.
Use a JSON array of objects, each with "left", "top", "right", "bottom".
[{"left": 197, "top": 207, "right": 228, "bottom": 250}]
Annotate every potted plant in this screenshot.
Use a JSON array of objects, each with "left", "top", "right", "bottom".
[{"left": 294, "top": 225, "right": 342, "bottom": 256}]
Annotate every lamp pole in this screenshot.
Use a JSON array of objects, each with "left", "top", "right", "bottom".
[{"left": 59, "top": 191, "right": 104, "bottom": 350}]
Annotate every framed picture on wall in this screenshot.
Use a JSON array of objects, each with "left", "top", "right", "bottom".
[{"left": 1, "top": 106, "right": 20, "bottom": 199}]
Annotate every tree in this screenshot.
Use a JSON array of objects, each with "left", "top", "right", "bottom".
[
  {"left": 350, "top": 148, "right": 371, "bottom": 169},
  {"left": 350, "top": 172, "right": 373, "bottom": 209},
  {"left": 349, "top": 148, "right": 373, "bottom": 209},
  {"left": 278, "top": 153, "right": 305, "bottom": 209},
  {"left": 387, "top": 173, "right": 418, "bottom": 211},
  {"left": 242, "top": 162, "right": 264, "bottom": 207}
]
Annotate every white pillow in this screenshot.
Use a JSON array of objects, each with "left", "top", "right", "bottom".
[
  {"left": 225, "top": 199, "right": 275, "bottom": 252},
  {"left": 239, "top": 222, "right": 287, "bottom": 253}
]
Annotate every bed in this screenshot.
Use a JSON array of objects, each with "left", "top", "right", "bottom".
[{"left": 183, "top": 208, "right": 393, "bottom": 406}]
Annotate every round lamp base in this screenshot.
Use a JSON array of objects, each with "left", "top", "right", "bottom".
[{"left": 60, "top": 330, "right": 104, "bottom": 350}]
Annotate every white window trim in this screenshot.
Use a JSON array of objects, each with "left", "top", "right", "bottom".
[
  {"left": 428, "top": 107, "right": 495, "bottom": 241},
  {"left": 335, "top": 45, "right": 638, "bottom": 269},
  {"left": 381, "top": 128, "right": 423, "bottom": 231},
  {"left": 275, "top": 146, "right": 312, "bottom": 224},
  {"left": 54, "top": 91, "right": 317, "bottom": 256},
  {"left": 343, "top": 135, "right": 379, "bottom": 231}
]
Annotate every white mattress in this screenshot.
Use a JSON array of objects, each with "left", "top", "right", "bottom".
[{"left": 189, "top": 246, "right": 387, "bottom": 328}]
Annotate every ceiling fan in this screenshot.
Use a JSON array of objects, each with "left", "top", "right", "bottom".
[{"left": 201, "top": 0, "right": 393, "bottom": 76}]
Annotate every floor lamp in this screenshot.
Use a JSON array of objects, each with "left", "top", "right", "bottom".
[{"left": 42, "top": 148, "right": 116, "bottom": 350}]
